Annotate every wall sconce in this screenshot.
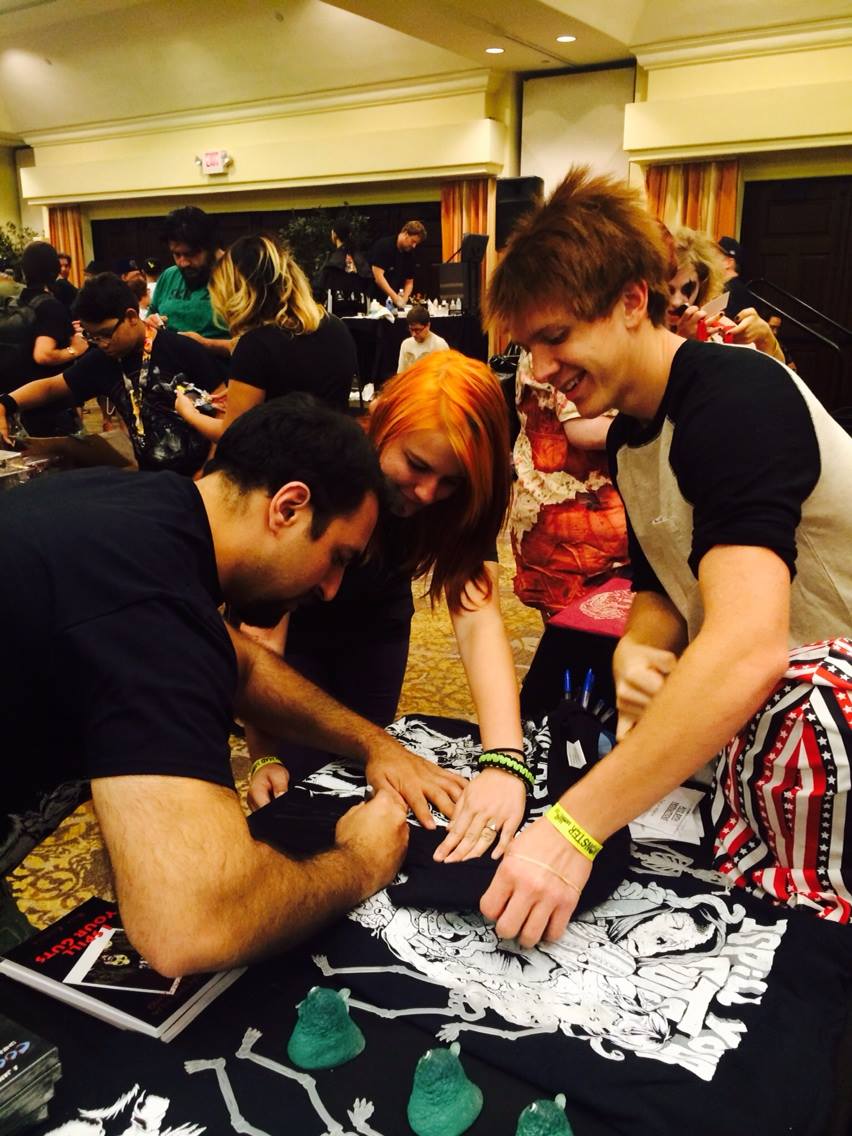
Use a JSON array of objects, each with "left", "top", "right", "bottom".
[{"left": 194, "top": 150, "right": 234, "bottom": 175}]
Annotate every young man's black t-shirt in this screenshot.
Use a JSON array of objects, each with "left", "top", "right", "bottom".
[
  {"left": 51, "top": 277, "right": 78, "bottom": 313},
  {"left": 0, "top": 469, "right": 237, "bottom": 874},
  {"left": 229, "top": 315, "right": 357, "bottom": 412},
  {"left": 63, "top": 327, "right": 222, "bottom": 474},
  {"left": 607, "top": 337, "right": 852, "bottom": 644},
  {"left": 367, "top": 235, "right": 416, "bottom": 299}
]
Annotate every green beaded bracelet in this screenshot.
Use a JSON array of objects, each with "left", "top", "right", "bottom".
[{"left": 477, "top": 750, "right": 535, "bottom": 793}]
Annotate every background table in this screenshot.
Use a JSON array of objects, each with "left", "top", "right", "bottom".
[{"left": 342, "top": 314, "right": 487, "bottom": 388}]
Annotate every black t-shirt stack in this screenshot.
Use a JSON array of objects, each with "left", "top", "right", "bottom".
[{"left": 0, "top": 469, "right": 237, "bottom": 876}]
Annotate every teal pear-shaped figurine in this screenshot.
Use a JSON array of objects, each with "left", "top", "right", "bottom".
[
  {"left": 515, "top": 1094, "right": 574, "bottom": 1136},
  {"left": 407, "top": 1042, "right": 483, "bottom": 1136},
  {"left": 286, "top": 986, "right": 365, "bottom": 1069}
]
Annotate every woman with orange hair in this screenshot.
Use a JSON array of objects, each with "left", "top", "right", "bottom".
[{"left": 248, "top": 349, "right": 531, "bottom": 860}]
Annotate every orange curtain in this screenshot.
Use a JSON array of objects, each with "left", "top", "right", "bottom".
[
  {"left": 440, "top": 179, "right": 491, "bottom": 261},
  {"left": 645, "top": 160, "right": 739, "bottom": 240},
  {"left": 440, "top": 177, "right": 499, "bottom": 352},
  {"left": 48, "top": 206, "right": 85, "bottom": 286}
]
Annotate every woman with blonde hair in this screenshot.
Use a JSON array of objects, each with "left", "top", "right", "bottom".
[
  {"left": 249, "top": 349, "right": 532, "bottom": 861},
  {"left": 174, "top": 233, "right": 357, "bottom": 437}
]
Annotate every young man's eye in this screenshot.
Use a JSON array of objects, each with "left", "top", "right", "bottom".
[{"left": 545, "top": 330, "right": 568, "bottom": 346}]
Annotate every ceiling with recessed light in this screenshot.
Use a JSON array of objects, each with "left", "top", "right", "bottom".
[{"left": 0, "top": 0, "right": 849, "bottom": 141}]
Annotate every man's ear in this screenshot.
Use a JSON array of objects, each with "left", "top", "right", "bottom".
[
  {"left": 268, "top": 481, "right": 312, "bottom": 531},
  {"left": 622, "top": 280, "right": 649, "bottom": 327}
]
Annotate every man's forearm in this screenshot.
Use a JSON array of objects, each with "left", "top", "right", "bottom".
[
  {"left": 371, "top": 267, "right": 396, "bottom": 302},
  {"left": 5, "top": 375, "right": 69, "bottom": 410},
  {"left": 230, "top": 625, "right": 386, "bottom": 764},
  {"left": 94, "top": 776, "right": 373, "bottom": 975}
]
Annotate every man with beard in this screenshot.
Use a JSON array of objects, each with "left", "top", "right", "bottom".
[
  {"left": 0, "top": 274, "right": 222, "bottom": 476},
  {"left": 0, "top": 396, "right": 463, "bottom": 974},
  {"left": 147, "top": 206, "right": 234, "bottom": 364}
]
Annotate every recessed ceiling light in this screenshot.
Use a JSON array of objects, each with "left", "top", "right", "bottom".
[
  {"left": 556, "top": 35, "right": 576, "bottom": 43},
  {"left": 485, "top": 47, "right": 504, "bottom": 54}
]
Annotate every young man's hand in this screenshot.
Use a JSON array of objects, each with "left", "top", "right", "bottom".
[
  {"left": 335, "top": 789, "right": 409, "bottom": 895},
  {"left": 613, "top": 640, "right": 677, "bottom": 740},
  {"left": 480, "top": 813, "right": 592, "bottom": 948}
]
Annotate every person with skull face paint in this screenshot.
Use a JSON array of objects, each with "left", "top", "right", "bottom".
[
  {"left": 666, "top": 227, "right": 784, "bottom": 361},
  {"left": 147, "top": 206, "right": 235, "bottom": 365}
]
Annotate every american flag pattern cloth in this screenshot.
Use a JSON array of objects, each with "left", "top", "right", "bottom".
[{"left": 712, "top": 638, "right": 852, "bottom": 922}]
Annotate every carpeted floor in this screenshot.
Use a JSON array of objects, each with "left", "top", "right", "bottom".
[{"left": 8, "top": 528, "right": 543, "bottom": 931}]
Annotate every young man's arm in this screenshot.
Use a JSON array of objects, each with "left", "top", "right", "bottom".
[
  {"left": 229, "top": 625, "right": 465, "bottom": 828},
  {"left": 481, "top": 544, "right": 791, "bottom": 947},
  {"left": 92, "top": 773, "right": 408, "bottom": 976},
  {"left": 0, "top": 375, "right": 76, "bottom": 444}
]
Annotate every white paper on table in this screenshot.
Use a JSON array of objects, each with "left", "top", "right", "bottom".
[{"left": 629, "top": 785, "right": 705, "bottom": 844}]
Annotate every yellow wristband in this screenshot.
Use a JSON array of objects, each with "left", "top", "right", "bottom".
[
  {"left": 545, "top": 804, "right": 602, "bottom": 861},
  {"left": 249, "top": 755, "right": 283, "bottom": 781}
]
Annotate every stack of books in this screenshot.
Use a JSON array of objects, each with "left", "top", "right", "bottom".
[
  {"left": 0, "top": 1014, "right": 61, "bottom": 1135},
  {"left": 0, "top": 897, "right": 244, "bottom": 1042}
]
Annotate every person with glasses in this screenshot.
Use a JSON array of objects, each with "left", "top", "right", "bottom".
[{"left": 0, "top": 273, "right": 222, "bottom": 476}]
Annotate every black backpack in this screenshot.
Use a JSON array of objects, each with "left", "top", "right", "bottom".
[{"left": 0, "top": 291, "right": 52, "bottom": 390}]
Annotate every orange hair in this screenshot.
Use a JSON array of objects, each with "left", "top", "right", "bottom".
[{"left": 369, "top": 350, "right": 511, "bottom": 611}]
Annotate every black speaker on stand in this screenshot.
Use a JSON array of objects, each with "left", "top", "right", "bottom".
[
  {"left": 496, "top": 176, "right": 544, "bottom": 250},
  {"left": 438, "top": 233, "right": 489, "bottom": 315}
]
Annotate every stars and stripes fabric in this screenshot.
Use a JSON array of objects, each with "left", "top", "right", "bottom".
[{"left": 712, "top": 638, "right": 852, "bottom": 922}]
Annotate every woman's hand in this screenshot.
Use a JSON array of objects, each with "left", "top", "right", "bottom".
[
  {"left": 433, "top": 768, "right": 527, "bottom": 863},
  {"left": 173, "top": 391, "right": 196, "bottom": 422},
  {"left": 247, "top": 761, "right": 290, "bottom": 812},
  {"left": 727, "top": 308, "right": 784, "bottom": 359}
]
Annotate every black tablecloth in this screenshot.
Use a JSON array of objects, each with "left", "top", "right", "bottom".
[
  {"left": 7, "top": 713, "right": 852, "bottom": 1136},
  {"left": 342, "top": 314, "right": 487, "bottom": 386}
]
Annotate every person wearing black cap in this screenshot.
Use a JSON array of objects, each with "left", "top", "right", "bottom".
[
  {"left": 113, "top": 257, "right": 147, "bottom": 288},
  {"left": 717, "top": 236, "right": 755, "bottom": 320}
]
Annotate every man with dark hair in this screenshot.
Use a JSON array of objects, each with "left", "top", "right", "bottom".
[
  {"left": 481, "top": 166, "right": 852, "bottom": 948},
  {"left": 368, "top": 220, "right": 427, "bottom": 307},
  {"left": 0, "top": 273, "right": 221, "bottom": 475},
  {"left": 313, "top": 218, "right": 372, "bottom": 298},
  {"left": 0, "top": 395, "right": 462, "bottom": 973},
  {"left": 147, "top": 206, "right": 232, "bottom": 360},
  {"left": 1, "top": 240, "right": 89, "bottom": 437}
]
